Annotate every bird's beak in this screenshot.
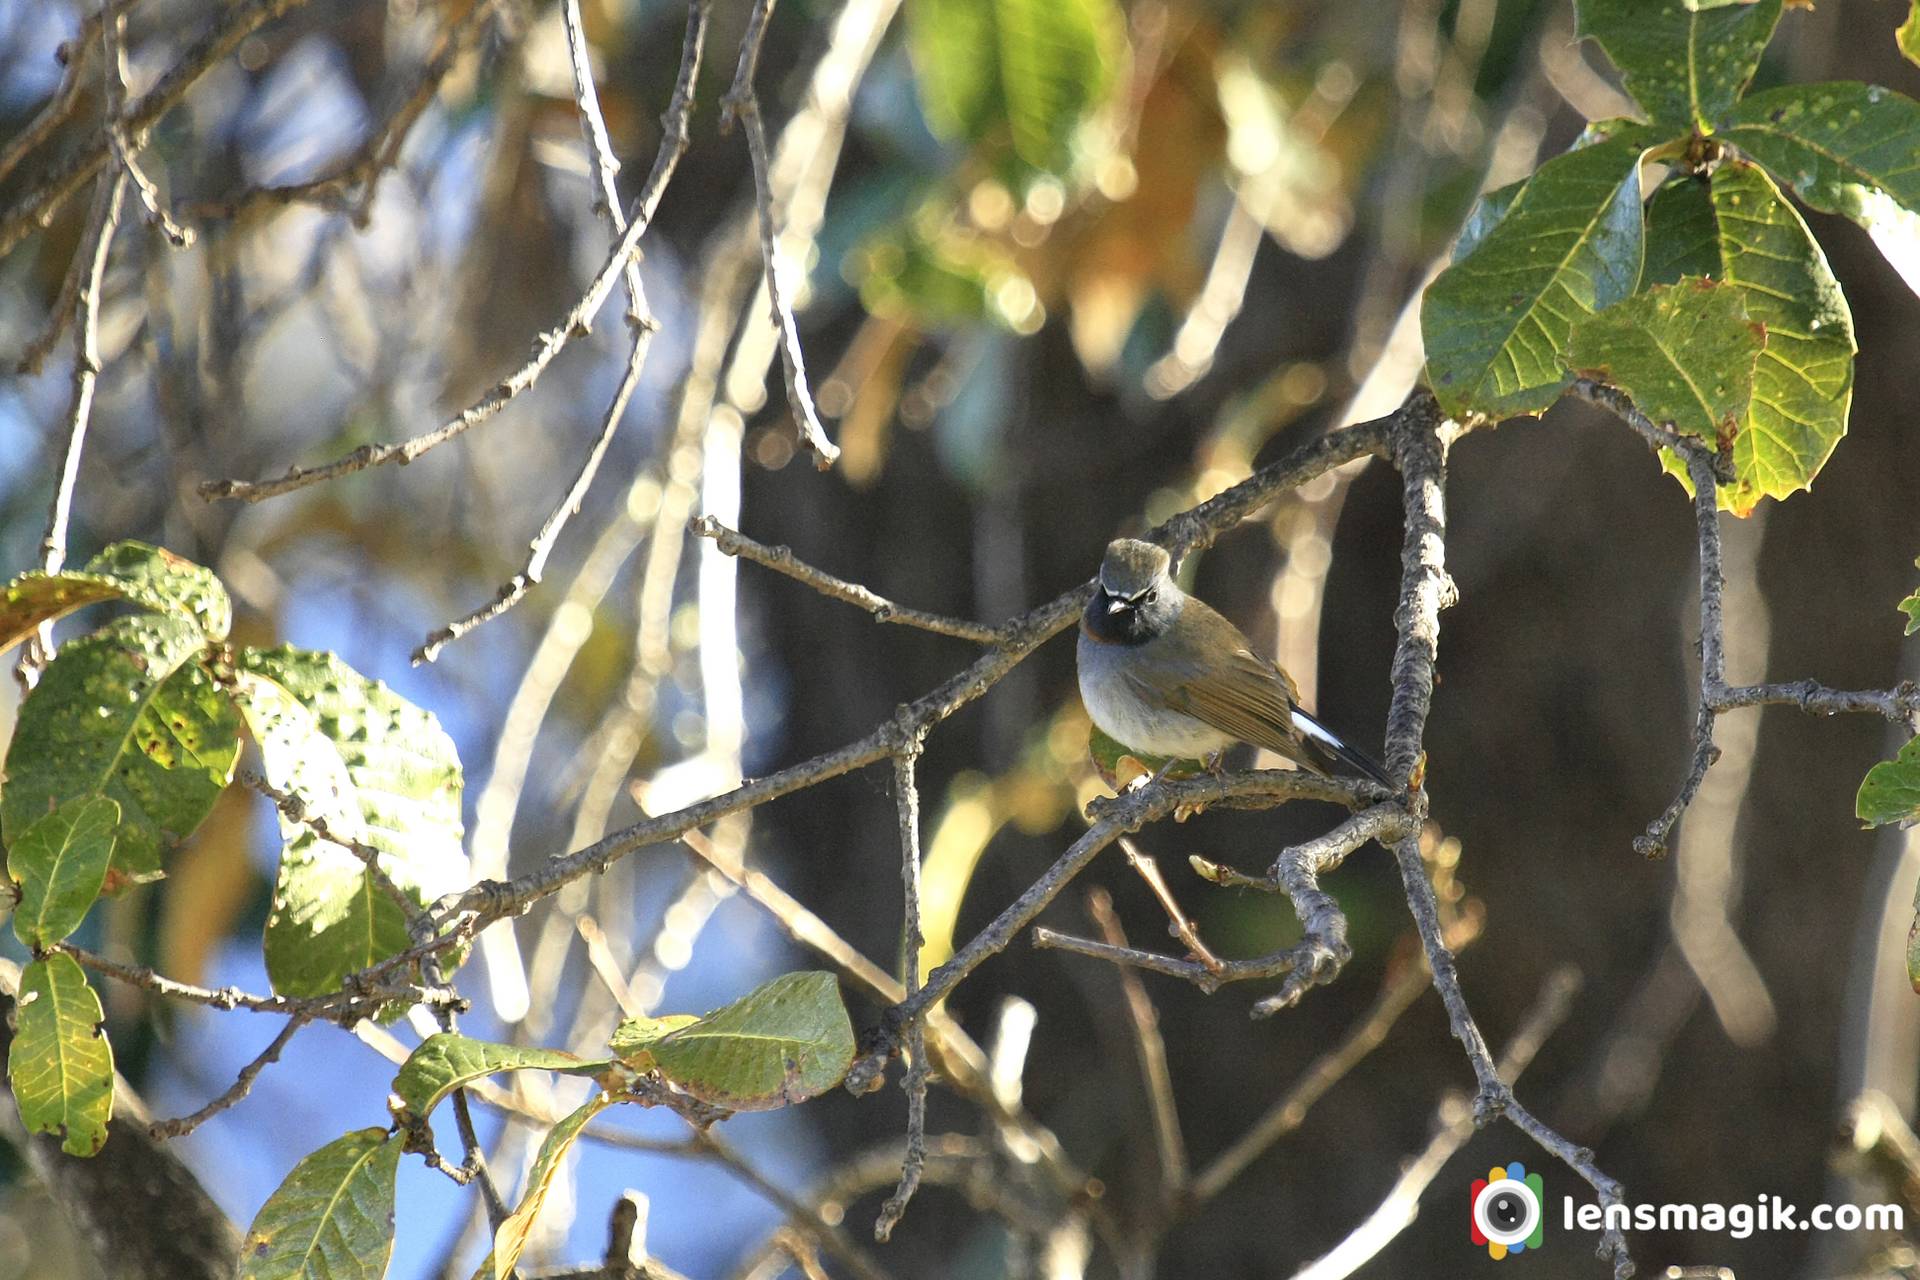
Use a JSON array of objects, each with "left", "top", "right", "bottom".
[{"left": 1104, "top": 595, "right": 1129, "bottom": 616}]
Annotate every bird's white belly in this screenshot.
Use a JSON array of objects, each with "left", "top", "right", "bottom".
[{"left": 1078, "top": 640, "right": 1233, "bottom": 759}]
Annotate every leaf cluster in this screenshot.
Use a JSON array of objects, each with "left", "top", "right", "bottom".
[{"left": 1424, "top": 0, "right": 1920, "bottom": 514}]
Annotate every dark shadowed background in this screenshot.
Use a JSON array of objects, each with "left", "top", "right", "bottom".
[{"left": 2, "top": 0, "right": 1919, "bottom": 1275}]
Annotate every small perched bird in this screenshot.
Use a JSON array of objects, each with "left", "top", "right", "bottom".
[{"left": 1077, "top": 538, "right": 1391, "bottom": 786}]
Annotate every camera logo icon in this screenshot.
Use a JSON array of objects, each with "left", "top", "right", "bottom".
[{"left": 1470, "top": 1162, "right": 1544, "bottom": 1258}]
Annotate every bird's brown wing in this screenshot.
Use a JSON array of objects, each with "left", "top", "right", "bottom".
[{"left": 1123, "top": 599, "right": 1325, "bottom": 772}]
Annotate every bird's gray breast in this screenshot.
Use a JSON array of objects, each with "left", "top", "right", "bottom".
[{"left": 1077, "top": 628, "right": 1234, "bottom": 759}]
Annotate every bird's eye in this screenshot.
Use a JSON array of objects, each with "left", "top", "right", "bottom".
[{"left": 1143, "top": 588, "right": 1158, "bottom": 605}]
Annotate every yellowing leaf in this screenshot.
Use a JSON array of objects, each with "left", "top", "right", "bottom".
[
  {"left": 9, "top": 953, "right": 113, "bottom": 1157},
  {"left": 474, "top": 1095, "right": 614, "bottom": 1280}
]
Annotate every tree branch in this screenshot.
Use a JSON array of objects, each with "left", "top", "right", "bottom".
[
  {"left": 198, "top": 0, "right": 711, "bottom": 503},
  {"left": 691, "top": 516, "right": 1004, "bottom": 643},
  {"left": 721, "top": 0, "right": 839, "bottom": 468}
]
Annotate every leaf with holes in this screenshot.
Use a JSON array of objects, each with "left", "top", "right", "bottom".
[
  {"left": 1422, "top": 134, "right": 1649, "bottom": 420},
  {"left": 1575, "top": 0, "right": 1782, "bottom": 130},
  {"left": 9, "top": 953, "right": 113, "bottom": 1157},
  {"left": 2, "top": 613, "right": 239, "bottom": 888},
  {"left": 391, "top": 1034, "right": 610, "bottom": 1125},
  {"left": 1564, "top": 278, "right": 1765, "bottom": 445},
  {"left": 645, "top": 971, "right": 855, "bottom": 1111},
  {"left": 1642, "top": 164, "right": 1854, "bottom": 513},
  {"left": 236, "top": 646, "right": 468, "bottom": 999},
  {"left": 907, "top": 0, "right": 1125, "bottom": 175},
  {"left": 237, "top": 1128, "right": 401, "bottom": 1280},
  {"left": 0, "top": 541, "right": 231, "bottom": 655},
  {"left": 472, "top": 1094, "right": 615, "bottom": 1280},
  {"left": 1860, "top": 737, "right": 1920, "bottom": 829},
  {"left": 9, "top": 796, "right": 119, "bottom": 947}
]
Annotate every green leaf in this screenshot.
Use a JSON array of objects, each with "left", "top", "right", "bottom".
[
  {"left": 1, "top": 613, "right": 240, "bottom": 887},
  {"left": 1899, "top": 558, "right": 1920, "bottom": 635},
  {"left": 237, "top": 1128, "right": 402, "bottom": 1280},
  {"left": 472, "top": 1094, "right": 614, "bottom": 1280},
  {"left": 646, "top": 971, "right": 855, "bottom": 1111},
  {"left": 1720, "top": 84, "right": 1920, "bottom": 217},
  {"left": 608, "top": 1014, "right": 700, "bottom": 1068},
  {"left": 1564, "top": 278, "right": 1765, "bottom": 444},
  {"left": 9, "top": 953, "right": 113, "bottom": 1157},
  {"left": 1450, "top": 178, "right": 1528, "bottom": 265},
  {"left": 1901, "top": 2, "right": 1920, "bottom": 69},
  {"left": 9, "top": 796, "right": 119, "bottom": 947},
  {"left": 1423, "top": 135, "right": 1649, "bottom": 419},
  {"left": 1861, "top": 737, "right": 1920, "bottom": 829},
  {"left": 79, "top": 542, "right": 231, "bottom": 641},
  {"left": 1575, "top": 0, "right": 1782, "bottom": 130},
  {"left": 391, "top": 1034, "right": 609, "bottom": 1124},
  {"left": 0, "top": 542, "right": 231, "bottom": 656},
  {"left": 906, "top": 0, "right": 1124, "bottom": 174},
  {"left": 236, "top": 646, "right": 469, "bottom": 999},
  {"left": 1648, "top": 163, "right": 1854, "bottom": 513}
]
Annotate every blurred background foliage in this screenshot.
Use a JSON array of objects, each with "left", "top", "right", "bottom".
[{"left": 1, "top": 0, "right": 1919, "bottom": 1275}]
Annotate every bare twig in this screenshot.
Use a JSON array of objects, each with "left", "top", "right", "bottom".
[
  {"left": 1637, "top": 449, "right": 1729, "bottom": 858},
  {"left": 0, "top": 22, "right": 95, "bottom": 189},
  {"left": 100, "top": 0, "right": 192, "bottom": 247},
  {"left": 1381, "top": 414, "right": 1632, "bottom": 1277},
  {"left": 1119, "top": 837, "right": 1222, "bottom": 975},
  {"left": 198, "top": 0, "right": 711, "bottom": 503},
  {"left": 414, "top": 327, "right": 651, "bottom": 663},
  {"left": 56, "top": 943, "right": 456, "bottom": 1023},
  {"left": 1289, "top": 966, "right": 1582, "bottom": 1280},
  {"left": 692, "top": 516, "right": 1003, "bottom": 643},
  {"left": 1569, "top": 379, "right": 1735, "bottom": 484},
  {"left": 689, "top": 1129, "right": 896, "bottom": 1280},
  {"left": 852, "top": 767, "right": 1375, "bottom": 1095},
  {"left": 1086, "top": 888, "right": 1188, "bottom": 1201},
  {"left": 875, "top": 747, "right": 930, "bottom": 1240},
  {"left": 189, "top": 0, "right": 497, "bottom": 224},
  {"left": 0, "top": 0, "right": 319, "bottom": 261},
  {"left": 721, "top": 0, "right": 839, "bottom": 469},
  {"left": 412, "top": 0, "right": 683, "bottom": 662},
  {"left": 677, "top": 829, "right": 1113, "bottom": 1220},
  {"left": 19, "top": 165, "right": 128, "bottom": 689},
  {"left": 148, "top": 1016, "right": 308, "bottom": 1139},
  {"left": 1188, "top": 937, "right": 1467, "bottom": 1205},
  {"left": 1036, "top": 802, "right": 1408, "bottom": 1007},
  {"left": 1712, "top": 679, "right": 1920, "bottom": 722}
]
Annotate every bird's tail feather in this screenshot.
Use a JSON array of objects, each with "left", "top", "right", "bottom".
[{"left": 1291, "top": 709, "right": 1393, "bottom": 788}]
